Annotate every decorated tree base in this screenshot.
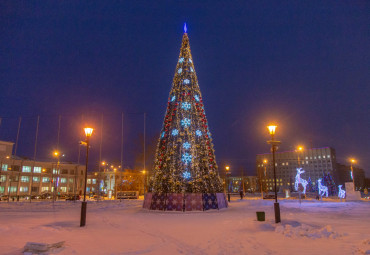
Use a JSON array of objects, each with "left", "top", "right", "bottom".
[{"left": 142, "top": 193, "right": 228, "bottom": 211}]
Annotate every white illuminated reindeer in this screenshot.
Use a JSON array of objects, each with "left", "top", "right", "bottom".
[
  {"left": 338, "top": 185, "right": 346, "bottom": 199},
  {"left": 294, "top": 168, "right": 308, "bottom": 194},
  {"left": 317, "top": 178, "right": 328, "bottom": 197}
]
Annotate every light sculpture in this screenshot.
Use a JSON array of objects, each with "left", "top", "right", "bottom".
[
  {"left": 318, "top": 178, "right": 328, "bottom": 197},
  {"left": 294, "top": 168, "right": 308, "bottom": 194},
  {"left": 338, "top": 185, "right": 346, "bottom": 199}
]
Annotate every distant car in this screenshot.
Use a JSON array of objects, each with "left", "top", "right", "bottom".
[
  {"left": 40, "top": 193, "right": 52, "bottom": 199},
  {"left": 116, "top": 191, "right": 139, "bottom": 199},
  {"left": 263, "top": 194, "right": 276, "bottom": 199},
  {"left": 0, "top": 195, "right": 9, "bottom": 201},
  {"left": 66, "top": 195, "right": 80, "bottom": 201}
]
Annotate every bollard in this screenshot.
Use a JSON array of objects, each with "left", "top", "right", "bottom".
[{"left": 256, "top": 211, "right": 265, "bottom": 221}]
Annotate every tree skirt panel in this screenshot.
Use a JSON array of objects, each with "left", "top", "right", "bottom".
[
  {"left": 142, "top": 193, "right": 152, "bottom": 209},
  {"left": 184, "top": 193, "right": 203, "bottom": 211},
  {"left": 150, "top": 193, "right": 166, "bottom": 211},
  {"left": 216, "top": 193, "right": 228, "bottom": 209},
  {"left": 203, "top": 193, "right": 218, "bottom": 210},
  {"left": 166, "top": 193, "right": 184, "bottom": 211}
]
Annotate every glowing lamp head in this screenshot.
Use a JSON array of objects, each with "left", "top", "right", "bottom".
[
  {"left": 53, "top": 151, "right": 59, "bottom": 157},
  {"left": 101, "top": 161, "right": 106, "bottom": 165},
  {"left": 350, "top": 158, "right": 356, "bottom": 164},
  {"left": 263, "top": 159, "right": 267, "bottom": 164},
  {"left": 225, "top": 166, "right": 230, "bottom": 171},
  {"left": 84, "top": 127, "right": 94, "bottom": 137},
  {"left": 297, "top": 146, "right": 304, "bottom": 151},
  {"left": 267, "top": 125, "right": 277, "bottom": 136}
]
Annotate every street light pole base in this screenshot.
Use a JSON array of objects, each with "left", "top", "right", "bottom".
[
  {"left": 80, "top": 201, "right": 87, "bottom": 227},
  {"left": 274, "top": 202, "right": 281, "bottom": 223}
]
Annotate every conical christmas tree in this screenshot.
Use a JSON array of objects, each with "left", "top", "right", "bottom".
[{"left": 150, "top": 25, "right": 224, "bottom": 194}]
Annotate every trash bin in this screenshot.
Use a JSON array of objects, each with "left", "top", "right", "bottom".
[{"left": 256, "top": 211, "right": 265, "bottom": 221}]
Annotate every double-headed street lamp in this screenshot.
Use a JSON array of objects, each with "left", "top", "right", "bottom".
[
  {"left": 80, "top": 127, "right": 93, "bottom": 227},
  {"left": 267, "top": 125, "right": 281, "bottom": 223}
]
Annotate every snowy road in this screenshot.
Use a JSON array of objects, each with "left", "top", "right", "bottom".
[{"left": 0, "top": 198, "right": 369, "bottom": 255}]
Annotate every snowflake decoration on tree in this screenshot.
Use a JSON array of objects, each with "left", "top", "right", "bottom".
[
  {"left": 196, "top": 130, "right": 202, "bottom": 137},
  {"left": 172, "top": 129, "right": 179, "bottom": 136},
  {"left": 183, "top": 79, "right": 190, "bottom": 85},
  {"left": 179, "top": 57, "right": 184, "bottom": 63},
  {"left": 183, "top": 171, "right": 191, "bottom": 179},
  {"left": 183, "top": 142, "right": 191, "bottom": 150},
  {"left": 181, "top": 118, "right": 191, "bottom": 128},
  {"left": 189, "top": 58, "right": 192, "bottom": 63},
  {"left": 178, "top": 68, "right": 182, "bottom": 74},
  {"left": 171, "top": 96, "right": 176, "bottom": 102},
  {"left": 190, "top": 67, "right": 194, "bottom": 72},
  {"left": 181, "top": 102, "right": 191, "bottom": 110},
  {"left": 194, "top": 95, "right": 200, "bottom": 101},
  {"left": 182, "top": 153, "right": 192, "bottom": 165}
]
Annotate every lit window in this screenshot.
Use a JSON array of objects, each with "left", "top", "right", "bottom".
[
  {"left": 92, "top": 179, "right": 97, "bottom": 184},
  {"left": 22, "top": 166, "right": 31, "bottom": 173},
  {"left": 21, "top": 176, "right": 29, "bottom": 182},
  {"left": 286, "top": 162, "right": 289, "bottom": 165},
  {"left": 20, "top": 187, "right": 28, "bottom": 192},
  {"left": 42, "top": 177, "right": 50, "bottom": 183},
  {"left": 33, "top": 177, "right": 40, "bottom": 182},
  {"left": 87, "top": 179, "right": 91, "bottom": 184},
  {"left": 327, "top": 155, "right": 330, "bottom": 158},
  {"left": 33, "top": 167, "right": 42, "bottom": 173},
  {"left": 61, "top": 178, "right": 67, "bottom": 183},
  {"left": 42, "top": 187, "right": 49, "bottom": 192},
  {"left": 323, "top": 155, "right": 326, "bottom": 158},
  {"left": 1, "top": 164, "right": 8, "bottom": 171},
  {"left": 69, "top": 178, "right": 74, "bottom": 183},
  {"left": 53, "top": 169, "right": 58, "bottom": 174},
  {"left": 318, "top": 156, "right": 321, "bottom": 159},
  {"left": 60, "top": 187, "right": 67, "bottom": 192}
]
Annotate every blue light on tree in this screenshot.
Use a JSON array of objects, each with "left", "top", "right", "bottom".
[
  {"left": 194, "top": 95, "right": 200, "bottom": 101},
  {"left": 183, "top": 171, "right": 191, "bottom": 179},
  {"left": 183, "top": 79, "right": 190, "bottom": 85},
  {"left": 189, "top": 58, "right": 192, "bottom": 63},
  {"left": 161, "top": 131, "right": 165, "bottom": 138},
  {"left": 196, "top": 130, "right": 202, "bottom": 136},
  {"left": 182, "top": 153, "right": 192, "bottom": 164},
  {"left": 181, "top": 102, "right": 191, "bottom": 110},
  {"left": 178, "top": 68, "right": 182, "bottom": 74},
  {"left": 179, "top": 57, "right": 184, "bottom": 63},
  {"left": 172, "top": 129, "right": 179, "bottom": 136},
  {"left": 190, "top": 67, "right": 194, "bottom": 72},
  {"left": 183, "top": 142, "right": 191, "bottom": 150},
  {"left": 171, "top": 96, "right": 176, "bottom": 102},
  {"left": 181, "top": 118, "right": 191, "bottom": 128}
]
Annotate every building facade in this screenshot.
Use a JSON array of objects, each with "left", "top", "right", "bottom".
[
  {"left": 86, "top": 168, "right": 145, "bottom": 198},
  {"left": 256, "top": 147, "right": 337, "bottom": 192},
  {"left": 0, "top": 141, "right": 86, "bottom": 198}
]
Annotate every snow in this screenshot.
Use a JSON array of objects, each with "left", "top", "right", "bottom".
[{"left": 0, "top": 197, "right": 369, "bottom": 255}]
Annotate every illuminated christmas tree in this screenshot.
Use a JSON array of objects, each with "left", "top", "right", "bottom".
[{"left": 149, "top": 24, "right": 223, "bottom": 194}]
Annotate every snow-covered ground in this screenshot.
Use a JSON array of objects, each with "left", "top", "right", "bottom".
[{"left": 0, "top": 197, "right": 369, "bottom": 255}]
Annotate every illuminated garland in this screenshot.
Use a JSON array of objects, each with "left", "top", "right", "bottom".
[{"left": 318, "top": 178, "right": 328, "bottom": 197}]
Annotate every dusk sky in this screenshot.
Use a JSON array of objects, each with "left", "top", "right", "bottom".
[{"left": 1, "top": 1, "right": 369, "bottom": 175}]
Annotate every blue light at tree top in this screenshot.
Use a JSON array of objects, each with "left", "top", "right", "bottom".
[
  {"left": 181, "top": 118, "right": 191, "bottom": 127},
  {"left": 181, "top": 102, "right": 191, "bottom": 110},
  {"left": 184, "top": 23, "right": 187, "bottom": 33},
  {"left": 183, "top": 142, "right": 191, "bottom": 150},
  {"left": 172, "top": 129, "right": 179, "bottom": 136}
]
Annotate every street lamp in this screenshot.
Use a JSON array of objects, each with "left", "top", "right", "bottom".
[
  {"left": 296, "top": 146, "right": 304, "bottom": 167},
  {"left": 267, "top": 125, "right": 281, "bottom": 223},
  {"left": 350, "top": 158, "right": 356, "bottom": 191},
  {"left": 225, "top": 166, "right": 230, "bottom": 202},
  {"left": 260, "top": 159, "right": 267, "bottom": 199},
  {"left": 52, "top": 150, "right": 60, "bottom": 203},
  {"left": 80, "top": 127, "right": 93, "bottom": 227}
]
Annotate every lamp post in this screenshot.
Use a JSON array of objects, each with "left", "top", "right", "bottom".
[
  {"left": 142, "top": 170, "right": 146, "bottom": 195},
  {"left": 80, "top": 127, "right": 93, "bottom": 227},
  {"left": 267, "top": 125, "right": 281, "bottom": 223},
  {"left": 350, "top": 158, "right": 356, "bottom": 191},
  {"left": 225, "top": 166, "right": 230, "bottom": 202},
  {"left": 52, "top": 150, "right": 60, "bottom": 204},
  {"left": 260, "top": 159, "right": 267, "bottom": 199}
]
